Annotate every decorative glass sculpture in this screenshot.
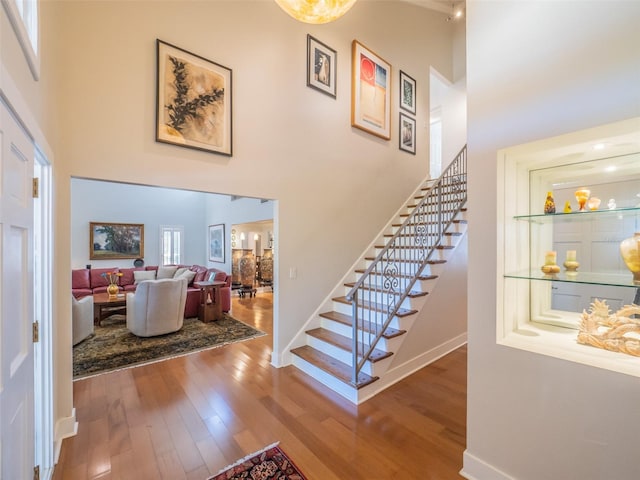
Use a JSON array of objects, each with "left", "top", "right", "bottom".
[
  {"left": 575, "top": 188, "right": 591, "bottom": 211},
  {"left": 620, "top": 232, "right": 640, "bottom": 284},
  {"left": 544, "top": 191, "right": 556, "bottom": 214}
]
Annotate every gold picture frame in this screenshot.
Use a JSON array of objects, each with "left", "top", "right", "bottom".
[{"left": 89, "top": 222, "right": 144, "bottom": 260}]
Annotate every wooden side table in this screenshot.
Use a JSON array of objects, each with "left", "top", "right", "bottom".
[{"left": 193, "top": 281, "right": 226, "bottom": 323}]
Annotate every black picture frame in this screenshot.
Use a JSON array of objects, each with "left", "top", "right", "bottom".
[
  {"left": 399, "top": 113, "right": 416, "bottom": 155},
  {"left": 307, "top": 34, "right": 337, "bottom": 98},
  {"left": 399, "top": 70, "right": 416, "bottom": 115}
]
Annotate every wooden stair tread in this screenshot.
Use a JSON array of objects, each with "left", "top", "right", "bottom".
[
  {"left": 291, "top": 345, "right": 379, "bottom": 388},
  {"left": 344, "top": 282, "right": 428, "bottom": 298},
  {"left": 354, "top": 269, "right": 439, "bottom": 281},
  {"left": 306, "top": 328, "right": 393, "bottom": 362},
  {"left": 332, "top": 296, "right": 417, "bottom": 317},
  {"left": 319, "top": 311, "right": 406, "bottom": 339},
  {"left": 372, "top": 244, "right": 455, "bottom": 250},
  {"left": 363, "top": 257, "right": 447, "bottom": 266}
]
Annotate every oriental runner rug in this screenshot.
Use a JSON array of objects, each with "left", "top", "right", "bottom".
[
  {"left": 209, "top": 443, "right": 307, "bottom": 480},
  {"left": 73, "top": 314, "right": 264, "bottom": 379}
]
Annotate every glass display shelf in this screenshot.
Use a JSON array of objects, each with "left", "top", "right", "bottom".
[
  {"left": 513, "top": 206, "right": 640, "bottom": 223},
  {"left": 504, "top": 270, "right": 639, "bottom": 288}
]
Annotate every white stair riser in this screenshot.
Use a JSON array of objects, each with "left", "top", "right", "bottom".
[
  {"left": 291, "top": 356, "right": 358, "bottom": 403},
  {"left": 343, "top": 288, "right": 426, "bottom": 310},
  {"left": 318, "top": 319, "right": 403, "bottom": 353},
  {"left": 380, "top": 235, "right": 457, "bottom": 248},
  {"left": 391, "top": 220, "right": 466, "bottom": 235}
]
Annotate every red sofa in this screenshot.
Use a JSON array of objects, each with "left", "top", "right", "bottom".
[{"left": 72, "top": 265, "right": 231, "bottom": 317}]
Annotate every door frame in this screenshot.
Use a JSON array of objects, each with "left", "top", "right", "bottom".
[{"left": 1, "top": 68, "right": 55, "bottom": 478}]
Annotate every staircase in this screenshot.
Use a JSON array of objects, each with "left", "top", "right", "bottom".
[{"left": 290, "top": 146, "right": 468, "bottom": 403}]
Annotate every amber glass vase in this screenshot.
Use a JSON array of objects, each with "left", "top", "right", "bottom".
[
  {"left": 575, "top": 188, "right": 590, "bottom": 211},
  {"left": 620, "top": 232, "right": 640, "bottom": 284}
]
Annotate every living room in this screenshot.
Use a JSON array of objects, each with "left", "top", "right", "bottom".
[{"left": 69, "top": 177, "right": 275, "bottom": 376}]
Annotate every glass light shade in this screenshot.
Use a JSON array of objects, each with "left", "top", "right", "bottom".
[{"left": 274, "top": 0, "right": 357, "bottom": 24}]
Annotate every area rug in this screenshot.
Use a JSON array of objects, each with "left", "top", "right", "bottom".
[
  {"left": 73, "top": 314, "right": 264, "bottom": 379},
  {"left": 209, "top": 442, "right": 307, "bottom": 480}
]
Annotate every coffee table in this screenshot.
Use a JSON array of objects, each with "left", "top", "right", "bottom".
[{"left": 93, "top": 292, "right": 127, "bottom": 326}]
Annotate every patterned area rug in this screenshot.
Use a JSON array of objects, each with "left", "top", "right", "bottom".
[
  {"left": 73, "top": 314, "right": 264, "bottom": 379},
  {"left": 209, "top": 443, "right": 306, "bottom": 480}
]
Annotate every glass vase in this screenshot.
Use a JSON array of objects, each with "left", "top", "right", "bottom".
[{"left": 620, "top": 232, "right": 640, "bottom": 284}]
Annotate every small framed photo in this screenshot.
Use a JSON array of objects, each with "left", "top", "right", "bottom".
[
  {"left": 208, "top": 224, "right": 225, "bottom": 263},
  {"left": 399, "top": 113, "right": 416, "bottom": 155},
  {"left": 156, "top": 39, "right": 232, "bottom": 156},
  {"left": 307, "top": 35, "right": 337, "bottom": 98},
  {"left": 351, "top": 40, "right": 392, "bottom": 140},
  {"left": 90, "top": 222, "right": 144, "bottom": 260},
  {"left": 399, "top": 70, "right": 416, "bottom": 115}
]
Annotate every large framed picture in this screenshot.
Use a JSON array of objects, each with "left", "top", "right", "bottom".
[
  {"left": 208, "top": 224, "right": 225, "bottom": 263},
  {"left": 351, "top": 40, "right": 391, "bottom": 140},
  {"left": 399, "top": 70, "right": 416, "bottom": 114},
  {"left": 307, "top": 34, "right": 337, "bottom": 98},
  {"left": 90, "top": 222, "right": 144, "bottom": 260},
  {"left": 156, "top": 39, "right": 232, "bottom": 156},
  {"left": 399, "top": 113, "right": 416, "bottom": 155}
]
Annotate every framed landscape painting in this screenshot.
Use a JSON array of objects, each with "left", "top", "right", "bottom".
[
  {"left": 90, "top": 222, "right": 144, "bottom": 260},
  {"left": 209, "top": 224, "right": 225, "bottom": 263},
  {"left": 399, "top": 70, "right": 416, "bottom": 114},
  {"left": 399, "top": 113, "right": 416, "bottom": 155},
  {"left": 156, "top": 39, "right": 232, "bottom": 156},
  {"left": 307, "top": 34, "right": 337, "bottom": 98},
  {"left": 351, "top": 40, "right": 391, "bottom": 140}
]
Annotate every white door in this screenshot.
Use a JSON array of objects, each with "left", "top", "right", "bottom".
[{"left": 0, "top": 101, "right": 35, "bottom": 479}]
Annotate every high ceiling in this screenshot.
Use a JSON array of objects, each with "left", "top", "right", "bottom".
[{"left": 402, "top": 0, "right": 465, "bottom": 17}]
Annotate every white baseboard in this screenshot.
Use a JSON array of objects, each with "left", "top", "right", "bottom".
[
  {"left": 461, "top": 450, "right": 514, "bottom": 480},
  {"left": 53, "top": 408, "right": 78, "bottom": 463},
  {"left": 357, "top": 333, "right": 468, "bottom": 404}
]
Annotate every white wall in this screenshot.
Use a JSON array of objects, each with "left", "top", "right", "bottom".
[
  {"left": 205, "top": 194, "right": 275, "bottom": 273},
  {"left": 71, "top": 179, "right": 208, "bottom": 268},
  {"left": 465, "top": 2, "right": 640, "bottom": 479},
  {"left": 39, "top": 0, "right": 458, "bottom": 439}
]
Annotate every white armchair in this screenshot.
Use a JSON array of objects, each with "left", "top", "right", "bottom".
[
  {"left": 126, "top": 278, "right": 187, "bottom": 337},
  {"left": 72, "top": 295, "right": 94, "bottom": 346}
]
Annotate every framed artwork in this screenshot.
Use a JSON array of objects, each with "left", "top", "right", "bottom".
[
  {"left": 399, "top": 113, "right": 416, "bottom": 155},
  {"left": 208, "top": 224, "right": 225, "bottom": 263},
  {"left": 156, "top": 39, "right": 232, "bottom": 156},
  {"left": 351, "top": 40, "right": 391, "bottom": 140},
  {"left": 399, "top": 70, "right": 416, "bottom": 114},
  {"left": 90, "top": 222, "right": 144, "bottom": 260},
  {"left": 307, "top": 34, "right": 337, "bottom": 98}
]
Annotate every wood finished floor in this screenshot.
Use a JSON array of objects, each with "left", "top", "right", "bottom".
[{"left": 53, "top": 292, "right": 467, "bottom": 480}]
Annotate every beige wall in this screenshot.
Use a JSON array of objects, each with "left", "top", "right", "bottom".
[
  {"left": 32, "top": 1, "right": 457, "bottom": 440},
  {"left": 465, "top": 1, "right": 640, "bottom": 479}
]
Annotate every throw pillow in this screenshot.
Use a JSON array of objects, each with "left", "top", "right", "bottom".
[
  {"left": 175, "top": 269, "right": 196, "bottom": 284},
  {"left": 174, "top": 267, "right": 190, "bottom": 278},
  {"left": 157, "top": 265, "right": 179, "bottom": 279},
  {"left": 133, "top": 270, "right": 156, "bottom": 284}
]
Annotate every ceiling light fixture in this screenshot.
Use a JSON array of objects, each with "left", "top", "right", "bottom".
[{"left": 274, "top": 0, "right": 357, "bottom": 24}]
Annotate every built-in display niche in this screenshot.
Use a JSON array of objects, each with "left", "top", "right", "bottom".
[{"left": 498, "top": 117, "right": 640, "bottom": 377}]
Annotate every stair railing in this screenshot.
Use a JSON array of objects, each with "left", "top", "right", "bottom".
[{"left": 345, "top": 145, "right": 467, "bottom": 385}]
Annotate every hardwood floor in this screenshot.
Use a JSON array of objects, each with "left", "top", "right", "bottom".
[{"left": 53, "top": 292, "right": 467, "bottom": 479}]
